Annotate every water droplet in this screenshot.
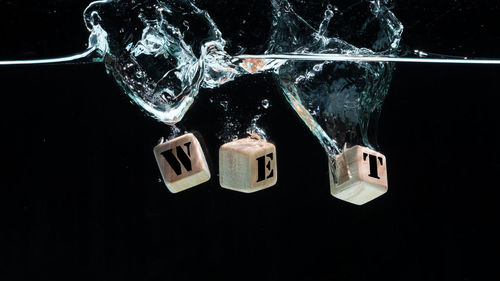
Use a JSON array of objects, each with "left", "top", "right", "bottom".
[
  {"left": 295, "top": 75, "right": 306, "bottom": 84},
  {"left": 313, "top": 64, "right": 323, "bottom": 72},
  {"left": 414, "top": 49, "right": 428, "bottom": 57},
  {"left": 261, "top": 99, "right": 270, "bottom": 109},
  {"left": 324, "top": 9, "right": 334, "bottom": 19}
]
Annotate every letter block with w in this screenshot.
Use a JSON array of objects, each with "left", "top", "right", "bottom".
[{"left": 154, "top": 133, "right": 211, "bottom": 193}]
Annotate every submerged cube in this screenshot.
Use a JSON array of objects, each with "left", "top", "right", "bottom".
[
  {"left": 329, "top": 145, "right": 388, "bottom": 205},
  {"left": 153, "top": 133, "right": 211, "bottom": 193},
  {"left": 219, "top": 138, "right": 277, "bottom": 193}
]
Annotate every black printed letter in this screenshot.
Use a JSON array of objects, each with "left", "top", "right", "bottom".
[
  {"left": 363, "top": 153, "right": 384, "bottom": 179},
  {"left": 257, "top": 153, "right": 274, "bottom": 182},
  {"left": 161, "top": 142, "right": 193, "bottom": 176}
]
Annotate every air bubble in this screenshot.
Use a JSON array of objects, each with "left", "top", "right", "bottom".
[
  {"left": 220, "top": 101, "right": 229, "bottom": 111},
  {"left": 261, "top": 99, "right": 270, "bottom": 109}
]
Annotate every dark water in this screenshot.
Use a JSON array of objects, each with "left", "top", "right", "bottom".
[{"left": 1, "top": 1, "right": 500, "bottom": 281}]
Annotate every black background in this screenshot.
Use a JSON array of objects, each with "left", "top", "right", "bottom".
[{"left": 1, "top": 1, "right": 500, "bottom": 280}]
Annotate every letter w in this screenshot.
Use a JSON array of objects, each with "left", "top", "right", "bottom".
[{"left": 161, "top": 142, "right": 192, "bottom": 175}]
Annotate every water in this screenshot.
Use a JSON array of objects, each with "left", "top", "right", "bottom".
[
  {"left": 237, "top": 53, "right": 500, "bottom": 64},
  {"left": 0, "top": 47, "right": 97, "bottom": 66},
  {"left": 1, "top": 0, "right": 500, "bottom": 163}
]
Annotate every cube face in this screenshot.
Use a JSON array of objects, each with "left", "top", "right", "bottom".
[
  {"left": 153, "top": 133, "right": 210, "bottom": 193},
  {"left": 219, "top": 138, "right": 277, "bottom": 193},
  {"left": 329, "top": 145, "right": 388, "bottom": 205}
]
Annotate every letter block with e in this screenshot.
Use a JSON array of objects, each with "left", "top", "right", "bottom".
[
  {"left": 153, "top": 133, "right": 211, "bottom": 193},
  {"left": 329, "top": 145, "right": 388, "bottom": 205},
  {"left": 219, "top": 138, "right": 277, "bottom": 193}
]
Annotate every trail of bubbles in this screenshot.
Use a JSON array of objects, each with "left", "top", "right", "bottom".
[{"left": 0, "top": 47, "right": 98, "bottom": 66}]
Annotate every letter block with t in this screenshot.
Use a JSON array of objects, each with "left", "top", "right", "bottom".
[
  {"left": 219, "top": 138, "right": 277, "bottom": 193},
  {"left": 153, "top": 133, "right": 211, "bottom": 193},
  {"left": 329, "top": 145, "right": 388, "bottom": 205}
]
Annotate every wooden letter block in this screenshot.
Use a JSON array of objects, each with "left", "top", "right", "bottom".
[
  {"left": 219, "top": 138, "right": 277, "bottom": 193},
  {"left": 153, "top": 133, "right": 211, "bottom": 193},
  {"left": 329, "top": 145, "right": 388, "bottom": 205}
]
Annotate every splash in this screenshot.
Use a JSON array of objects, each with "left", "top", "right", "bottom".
[{"left": 1, "top": 0, "right": 500, "bottom": 157}]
